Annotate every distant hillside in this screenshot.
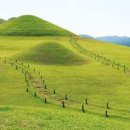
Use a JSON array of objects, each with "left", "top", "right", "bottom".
[
  {"left": 79, "top": 34, "right": 94, "bottom": 39},
  {"left": 0, "top": 15, "right": 74, "bottom": 36},
  {"left": 96, "top": 36, "right": 130, "bottom": 47},
  {"left": 0, "top": 19, "right": 6, "bottom": 24}
]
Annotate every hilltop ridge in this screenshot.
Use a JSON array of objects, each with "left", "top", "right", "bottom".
[{"left": 0, "top": 15, "right": 73, "bottom": 36}]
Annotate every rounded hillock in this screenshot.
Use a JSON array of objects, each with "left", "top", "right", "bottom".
[
  {"left": 17, "top": 42, "right": 86, "bottom": 65},
  {"left": 0, "top": 15, "right": 73, "bottom": 36}
]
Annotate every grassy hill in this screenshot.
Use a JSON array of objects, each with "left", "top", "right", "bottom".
[
  {"left": 0, "top": 15, "right": 73, "bottom": 36},
  {"left": 0, "top": 36, "right": 130, "bottom": 129},
  {"left": 17, "top": 42, "right": 86, "bottom": 65},
  {"left": 0, "top": 15, "right": 130, "bottom": 129}
]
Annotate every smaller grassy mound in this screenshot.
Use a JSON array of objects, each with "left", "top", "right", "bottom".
[{"left": 18, "top": 42, "right": 86, "bottom": 65}]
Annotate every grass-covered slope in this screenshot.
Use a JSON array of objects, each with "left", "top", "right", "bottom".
[
  {"left": 0, "top": 36, "right": 130, "bottom": 129},
  {"left": 0, "top": 62, "right": 42, "bottom": 106},
  {"left": 78, "top": 38, "right": 130, "bottom": 66},
  {"left": 0, "top": 15, "right": 73, "bottom": 36},
  {"left": 18, "top": 42, "right": 86, "bottom": 65},
  {"left": 1, "top": 105, "right": 130, "bottom": 130},
  {"left": 0, "top": 19, "right": 6, "bottom": 24}
]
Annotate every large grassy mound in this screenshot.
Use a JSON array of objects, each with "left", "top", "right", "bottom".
[
  {"left": 18, "top": 42, "right": 86, "bottom": 65},
  {"left": 0, "top": 15, "right": 73, "bottom": 36}
]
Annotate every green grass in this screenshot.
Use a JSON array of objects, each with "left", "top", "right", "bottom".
[
  {"left": 79, "top": 38, "right": 130, "bottom": 66},
  {"left": 0, "top": 36, "right": 130, "bottom": 129},
  {"left": 0, "top": 19, "right": 5, "bottom": 24},
  {"left": 1, "top": 105, "right": 130, "bottom": 130},
  {"left": 0, "top": 61, "right": 43, "bottom": 107},
  {"left": 0, "top": 15, "right": 73, "bottom": 36},
  {"left": 17, "top": 42, "right": 86, "bottom": 65}
]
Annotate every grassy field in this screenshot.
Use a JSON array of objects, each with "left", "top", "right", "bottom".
[{"left": 0, "top": 36, "right": 130, "bottom": 130}]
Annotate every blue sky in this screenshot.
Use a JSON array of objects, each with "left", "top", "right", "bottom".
[{"left": 0, "top": 0, "right": 129, "bottom": 37}]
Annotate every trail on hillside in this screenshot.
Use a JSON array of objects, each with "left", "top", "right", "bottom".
[
  {"left": 69, "top": 37, "right": 129, "bottom": 73},
  {"left": 0, "top": 57, "right": 130, "bottom": 121}
]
